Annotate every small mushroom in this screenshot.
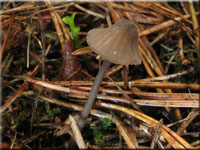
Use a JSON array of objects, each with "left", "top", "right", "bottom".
[{"left": 77, "top": 19, "right": 142, "bottom": 130}]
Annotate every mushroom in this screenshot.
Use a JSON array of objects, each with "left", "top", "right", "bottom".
[{"left": 77, "top": 19, "right": 142, "bottom": 130}]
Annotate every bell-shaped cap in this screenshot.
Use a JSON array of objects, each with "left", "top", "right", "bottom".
[{"left": 86, "top": 19, "right": 142, "bottom": 65}]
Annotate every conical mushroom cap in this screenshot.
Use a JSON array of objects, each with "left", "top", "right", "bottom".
[{"left": 86, "top": 19, "right": 142, "bottom": 65}]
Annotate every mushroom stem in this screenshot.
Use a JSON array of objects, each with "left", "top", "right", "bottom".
[
  {"left": 68, "top": 60, "right": 111, "bottom": 149},
  {"left": 78, "top": 59, "right": 111, "bottom": 130}
]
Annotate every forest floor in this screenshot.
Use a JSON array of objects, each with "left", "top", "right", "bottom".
[{"left": 1, "top": 1, "right": 200, "bottom": 149}]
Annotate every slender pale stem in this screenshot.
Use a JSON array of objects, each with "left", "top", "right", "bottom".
[
  {"left": 68, "top": 60, "right": 111, "bottom": 149},
  {"left": 77, "top": 59, "right": 111, "bottom": 130}
]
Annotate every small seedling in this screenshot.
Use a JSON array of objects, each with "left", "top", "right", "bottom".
[
  {"left": 46, "top": 107, "right": 61, "bottom": 118},
  {"left": 93, "top": 126, "right": 104, "bottom": 143},
  {"left": 62, "top": 13, "right": 82, "bottom": 49},
  {"left": 93, "top": 118, "right": 112, "bottom": 143},
  {"left": 102, "top": 118, "right": 112, "bottom": 129}
]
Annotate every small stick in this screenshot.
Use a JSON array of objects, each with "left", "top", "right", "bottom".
[
  {"left": 74, "top": 3, "right": 105, "bottom": 19},
  {"left": 0, "top": 13, "right": 14, "bottom": 62},
  {"left": 150, "top": 119, "right": 163, "bottom": 149},
  {"left": 139, "top": 12, "right": 199, "bottom": 37},
  {"left": 98, "top": 102, "right": 193, "bottom": 149}
]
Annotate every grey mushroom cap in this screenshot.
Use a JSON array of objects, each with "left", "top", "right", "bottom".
[{"left": 86, "top": 19, "right": 142, "bottom": 65}]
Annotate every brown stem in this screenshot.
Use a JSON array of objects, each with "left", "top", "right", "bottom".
[
  {"left": 68, "top": 60, "right": 111, "bottom": 149},
  {"left": 78, "top": 59, "right": 111, "bottom": 129}
]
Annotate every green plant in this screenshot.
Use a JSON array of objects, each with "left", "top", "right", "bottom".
[
  {"left": 62, "top": 13, "right": 82, "bottom": 49},
  {"left": 93, "top": 118, "right": 112, "bottom": 143},
  {"left": 102, "top": 118, "right": 112, "bottom": 129},
  {"left": 93, "top": 126, "right": 104, "bottom": 143},
  {"left": 46, "top": 107, "right": 61, "bottom": 118},
  {"left": 2, "top": 111, "right": 12, "bottom": 132}
]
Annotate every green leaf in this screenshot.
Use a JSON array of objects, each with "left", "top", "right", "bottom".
[
  {"left": 102, "top": 118, "right": 112, "bottom": 129},
  {"left": 62, "top": 15, "right": 75, "bottom": 27},
  {"left": 62, "top": 13, "right": 82, "bottom": 49},
  {"left": 165, "top": 61, "right": 177, "bottom": 65},
  {"left": 93, "top": 126, "right": 103, "bottom": 143}
]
